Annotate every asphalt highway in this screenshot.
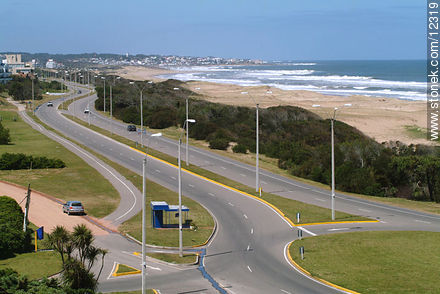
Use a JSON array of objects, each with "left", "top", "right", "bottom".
[{"left": 36, "top": 83, "right": 440, "bottom": 293}]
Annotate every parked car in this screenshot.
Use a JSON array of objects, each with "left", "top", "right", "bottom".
[
  {"left": 47, "top": 101, "right": 53, "bottom": 107},
  {"left": 84, "top": 108, "right": 90, "bottom": 114},
  {"left": 127, "top": 125, "right": 137, "bottom": 132},
  {"left": 77, "top": 90, "right": 82, "bottom": 94},
  {"left": 63, "top": 201, "right": 85, "bottom": 215}
]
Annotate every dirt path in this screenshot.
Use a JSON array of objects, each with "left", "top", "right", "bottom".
[{"left": 0, "top": 181, "right": 108, "bottom": 236}]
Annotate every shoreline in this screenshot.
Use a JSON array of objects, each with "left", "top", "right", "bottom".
[{"left": 113, "top": 65, "right": 433, "bottom": 146}]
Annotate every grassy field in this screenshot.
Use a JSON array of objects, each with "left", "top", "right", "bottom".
[
  {"left": 290, "top": 231, "right": 440, "bottom": 294},
  {"left": 0, "top": 109, "right": 120, "bottom": 218},
  {"left": 65, "top": 113, "right": 368, "bottom": 224},
  {"left": 147, "top": 253, "right": 197, "bottom": 264},
  {"left": 29, "top": 112, "right": 214, "bottom": 247}
]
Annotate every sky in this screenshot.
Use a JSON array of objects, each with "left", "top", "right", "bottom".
[{"left": 0, "top": 0, "right": 425, "bottom": 61}]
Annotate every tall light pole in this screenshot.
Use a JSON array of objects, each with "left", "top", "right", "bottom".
[
  {"left": 142, "top": 132, "right": 162, "bottom": 294},
  {"left": 101, "top": 77, "right": 106, "bottom": 113},
  {"left": 312, "top": 103, "right": 351, "bottom": 220},
  {"left": 110, "top": 76, "right": 121, "bottom": 135},
  {"left": 174, "top": 87, "right": 192, "bottom": 166},
  {"left": 178, "top": 118, "right": 196, "bottom": 257},
  {"left": 241, "top": 90, "right": 271, "bottom": 193},
  {"left": 130, "top": 81, "right": 153, "bottom": 147}
]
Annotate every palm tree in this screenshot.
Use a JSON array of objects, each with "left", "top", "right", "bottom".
[{"left": 47, "top": 226, "right": 70, "bottom": 266}]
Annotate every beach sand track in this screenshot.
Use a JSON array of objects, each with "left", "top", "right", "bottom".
[{"left": 0, "top": 180, "right": 108, "bottom": 236}]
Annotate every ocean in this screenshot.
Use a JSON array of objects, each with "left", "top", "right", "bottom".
[{"left": 160, "top": 60, "right": 426, "bottom": 101}]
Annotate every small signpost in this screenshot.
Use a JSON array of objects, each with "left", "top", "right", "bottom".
[
  {"left": 297, "top": 229, "right": 303, "bottom": 240},
  {"left": 35, "top": 226, "right": 44, "bottom": 252},
  {"left": 296, "top": 212, "right": 300, "bottom": 223},
  {"left": 300, "top": 246, "right": 305, "bottom": 260}
]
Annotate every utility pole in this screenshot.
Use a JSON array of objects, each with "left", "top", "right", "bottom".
[{"left": 23, "top": 184, "right": 31, "bottom": 232}]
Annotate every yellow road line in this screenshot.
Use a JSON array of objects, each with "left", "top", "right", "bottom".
[{"left": 287, "top": 241, "right": 360, "bottom": 294}]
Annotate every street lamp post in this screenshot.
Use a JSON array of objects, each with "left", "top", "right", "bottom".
[
  {"left": 130, "top": 81, "right": 153, "bottom": 147},
  {"left": 142, "top": 132, "right": 162, "bottom": 294},
  {"left": 312, "top": 103, "right": 351, "bottom": 220},
  {"left": 178, "top": 118, "right": 196, "bottom": 257},
  {"left": 241, "top": 90, "right": 271, "bottom": 193},
  {"left": 173, "top": 87, "right": 192, "bottom": 166},
  {"left": 110, "top": 76, "right": 121, "bottom": 135},
  {"left": 101, "top": 77, "right": 106, "bottom": 113}
]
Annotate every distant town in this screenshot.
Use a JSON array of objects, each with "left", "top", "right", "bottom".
[{"left": 0, "top": 52, "right": 266, "bottom": 75}]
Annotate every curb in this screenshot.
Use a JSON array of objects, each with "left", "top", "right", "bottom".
[
  {"left": 286, "top": 240, "right": 360, "bottom": 294},
  {"left": 111, "top": 263, "right": 141, "bottom": 277}
]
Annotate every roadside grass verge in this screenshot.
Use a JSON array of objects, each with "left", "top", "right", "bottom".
[
  {"left": 29, "top": 112, "right": 214, "bottom": 247},
  {"left": 0, "top": 109, "right": 120, "bottom": 218},
  {"left": 65, "top": 113, "right": 368, "bottom": 224},
  {"left": 147, "top": 253, "right": 197, "bottom": 264},
  {"left": 0, "top": 223, "right": 61, "bottom": 279},
  {"left": 290, "top": 231, "right": 440, "bottom": 294}
]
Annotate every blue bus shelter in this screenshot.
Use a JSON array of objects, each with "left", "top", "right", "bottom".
[{"left": 150, "top": 201, "right": 190, "bottom": 228}]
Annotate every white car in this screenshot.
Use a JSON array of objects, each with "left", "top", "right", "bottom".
[{"left": 84, "top": 108, "right": 90, "bottom": 114}]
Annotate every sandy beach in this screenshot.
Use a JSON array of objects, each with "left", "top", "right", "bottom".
[{"left": 115, "top": 66, "right": 432, "bottom": 146}]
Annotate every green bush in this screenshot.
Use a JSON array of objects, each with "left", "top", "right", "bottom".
[
  {"left": 209, "top": 138, "right": 229, "bottom": 150},
  {"left": 0, "top": 153, "right": 65, "bottom": 170},
  {"left": 0, "top": 196, "right": 30, "bottom": 258},
  {"left": 232, "top": 144, "right": 247, "bottom": 154},
  {"left": 0, "top": 121, "right": 10, "bottom": 145}
]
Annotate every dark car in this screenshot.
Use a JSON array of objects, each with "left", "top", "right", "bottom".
[
  {"left": 63, "top": 201, "right": 85, "bottom": 215},
  {"left": 77, "top": 90, "right": 82, "bottom": 94},
  {"left": 127, "top": 125, "right": 137, "bottom": 132},
  {"left": 47, "top": 101, "right": 53, "bottom": 107}
]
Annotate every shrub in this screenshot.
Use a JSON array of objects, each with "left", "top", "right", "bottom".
[
  {"left": 0, "top": 196, "right": 29, "bottom": 258},
  {"left": 0, "top": 153, "right": 66, "bottom": 170},
  {"left": 0, "top": 121, "right": 10, "bottom": 145},
  {"left": 209, "top": 138, "right": 229, "bottom": 150},
  {"left": 232, "top": 144, "right": 247, "bottom": 154}
]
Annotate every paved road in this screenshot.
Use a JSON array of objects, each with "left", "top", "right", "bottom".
[{"left": 36, "top": 82, "right": 440, "bottom": 293}]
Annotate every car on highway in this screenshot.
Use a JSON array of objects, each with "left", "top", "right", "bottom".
[
  {"left": 77, "top": 90, "right": 82, "bottom": 94},
  {"left": 47, "top": 101, "right": 53, "bottom": 107},
  {"left": 84, "top": 108, "right": 90, "bottom": 114},
  {"left": 63, "top": 201, "right": 85, "bottom": 215},
  {"left": 127, "top": 124, "right": 137, "bottom": 132}
]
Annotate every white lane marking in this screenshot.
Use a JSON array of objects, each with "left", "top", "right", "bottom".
[
  {"left": 240, "top": 173, "right": 246, "bottom": 177},
  {"left": 208, "top": 192, "right": 215, "bottom": 197},
  {"left": 297, "top": 226, "right": 317, "bottom": 236},
  {"left": 146, "top": 265, "right": 162, "bottom": 271},
  {"left": 130, "top": 157, "right": 135, "bottom": 161},
  {"left": 247, "top": 244, "right": 250, "bottom": 251},
  {"left": 243, "top": 214, "right": 248, "bottom": 219},
  {"left": 107, "top": 262, "right": 117, "bottom": 279},
  {"left": 328, "top": 228, "right": 349, "bottom": 231},
  {"left": 109, "top": 148, "right": 112, "bottom": 151},
  {"left": 358, "top": 208, "right": 371, "bottom": 213},
  {"left": 415, "top": 219, "right": 431, "bottom": 224},
  {"left": 228, "top": 202, "right": 234, "bottom": 207},
  {"left": 188, "top": 184, "right": 195, "bottom": 188},
  {"left": 250, "top": 228, "right": 254, "bottom": 234},
  {"left": 119, "top": 153, "right": 123, "bottom": 156},
  {"left": 220, "top": 166, "right": 226, "bottom": 170},
  {"left": 247, "top": 266, "right": 252, "bottom": 273},
  {"left": 155, "top": 169, "right": 161, "bottom": 173},
  {"left": 280, "top": 290, "right": 291, "bottom": 294},
  {"left": 171, "top": 176, "right": 176, "bottom": 180},
  {"left": 312, "top": 189, "right": 328, "bottom": 196},
  {"left": 380, "top": 220, "right": 387, "bottom": 224},
  {"left": 261, "top": 180, "right": 267, "bottom": 184},
  {"left": 314, "top": 198, "right": 325, "bottom": 202}
]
